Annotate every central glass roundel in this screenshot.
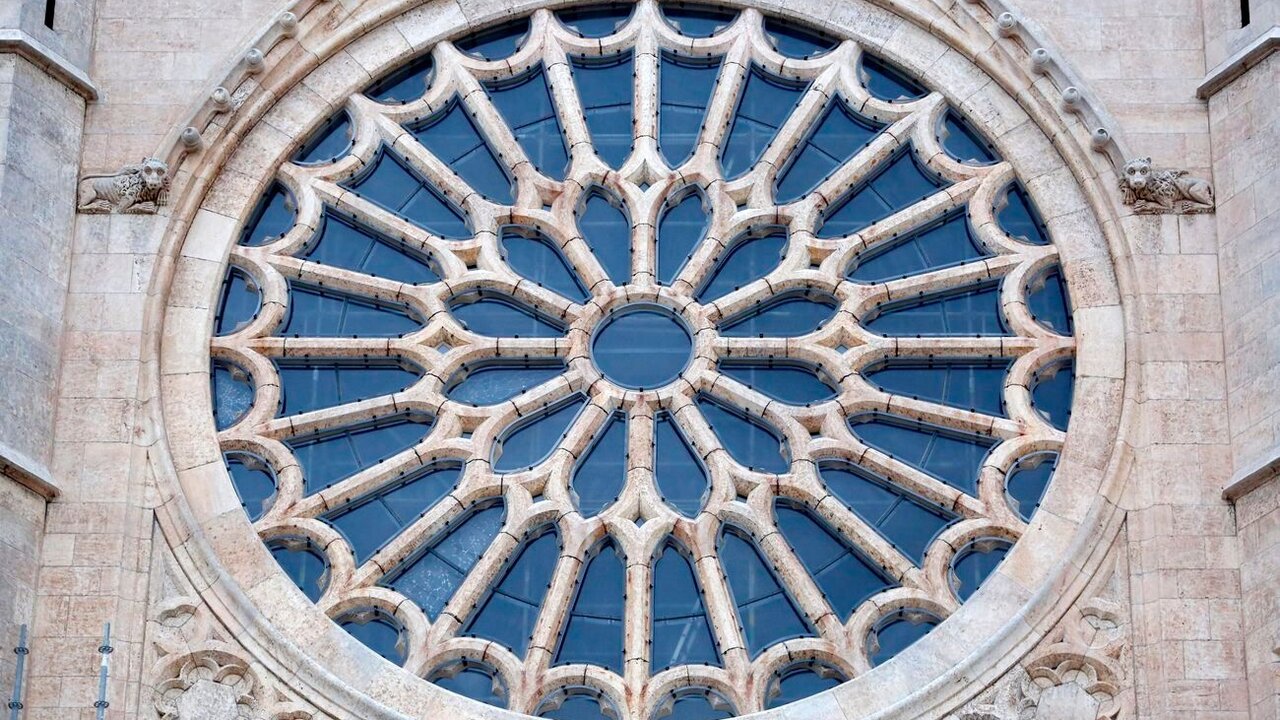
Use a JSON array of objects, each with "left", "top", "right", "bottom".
[
  {"left": 206, "top": 2, "right": 1083, "bottom": 717},
  {"left": 591, "top": 306, "right": 692, "bottom": 389}
]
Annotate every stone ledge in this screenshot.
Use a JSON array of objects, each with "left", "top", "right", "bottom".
[
  {"left": 0, "top": 28, "right": 98, "bottom": 100},
  {"left": 0, "top": 440, "right": 60, "bottom": 500},
  {"left": 1197, "top": 25, "right": 1280, "bottom": 99},
  {"left": 1223, "top": 442, "right": 1280, "bottom": 501}
]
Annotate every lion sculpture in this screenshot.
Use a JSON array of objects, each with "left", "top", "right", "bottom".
[
  {"left": 77, "top": 158, "right": 170, "bottom": 214},
  {"left": 1118, "top": 157, "right": 1214, "bottom": 215}
]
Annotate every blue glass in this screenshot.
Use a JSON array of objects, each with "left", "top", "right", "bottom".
[
  {"left": 365, "top": 54, "right": 434, "bottom": 104},
  {"left": 268, "top": 537, "right": 328, "bottom": 602},
  {"left": 996, "top": 183, "right": 1050, "bottom": 245},
  {"left": 654, "top": 413, "right": 709, "bottom": 517},
  {"left": 1005, "top": 451, "right": 1057, "bottom": 522},
  {"left": 493, "top": 396, "right": 587, "bottom": 473},
  {"left": 939, "top": 109, "right": 999, "bottom": 165},
  {"left": 652, "top": 542, "right": 720, "bottom": 670},
  {"left": 717, "top": 291, "right": 837, "bottom": 338},
  {"left": 539, "top": 693, "right": 617, "bottom": 720},
  {"left": 718, "top": 361, "right": 837, "bottom": 405},
  {"left": 818, "top": 461, "right": 957, "bottom": 565},
  {"left": 556, "top": 543, "right": 626, "bottom": 671},
  {"left": 240, "top": 183, "right": 296, "bottom": 246},
  {"left": 1031, "top": 360, "right": 1073, "bottom": 431},
  {"left": 277, "top": 359, "right": 422, "bottom": 416},
  {"left": 775, "top": 99, "right": 884, "bottom": 203},
  {"left": 382, "top": 502, "right": 504, "bottom": 619},
  {"left": 658, "top": 190, "right": 710, "bottom": 284},
  {"left": 279, "top": 283, "right": 423, "bottom": 338},
  {"left": 446, "top": 360, "right": 567, "bottom": 406},
  {"left": 951, "top": 539, "right": 1010, "bottom": 601},
  {"left": 859, "top": 54, "right": 928, "bottom": 102},
  {"left": 337, "top": 610, "right": 405, "bottom": 664},
  {"left": 766, "top": 663, "right": 845, "bottom": 709},
  {"left": 763, "top": 18, "right": 837, "bottom": 58},
  {"left": 430, "top": 661, "right": 506, "bottom": 707},
  {"left": 486, "top": 66, "right": 570, "bottom": 180},
  {"left": 696, "top": 229, "right": 787, "bottom": 303},
  {"left": 697, "top": 395, "right": 789, "bottom": 474},
  {"left": 1026, "top": 266, "right": 1072, "bottom": 335},
  {"left": 502, "top": 227, "right": 589, "bottom": 302},
  {"left": 663, "top": 691, "right": 734, "bottom": 720},
  {"left": 300, "top": 212, "right": 440, "bottom": 284},
  {"left": 577, "top": 189, "right": 631, "bottom": 285},
  {"left": 287, "top": 414, "right": 433, "bottom": 494},
  {"left": 775, "top": 501, "right": 894, "bottom": 619},
  {"left": 450, "top": 292, "right": 567, "bottom": 338},
  {"left": 659, "top": 54, "right": 722, "bottom": 167},
  {"left": 295, "top": 110, "right": 353, "bottom": 165},
  {"left": 224, "top": 451, "right": 277, "bottom": 521},
  {"left": 661, "top": 3, "right": 737, "bottom": 37},
  {"left": 216, "top": 266, "right": 261, "bottom": 335},
  {"left": 719, "top": 527, "right": 813, "bottom": 655},
  {"left": 721, "top": 66, "right": 809, "bottom": 179},
  {"left": 212, "top": 360, "right": 254, "bottom": 429},
  {"left": 342, "top": 147, "right": 470, "bottom": 239},
  {"left": 868, "top": 610, "right": 939, "bottom": 666},
  {"left": 865, "top": 284, "right": 1009, "bottom": 337},
  {"left": 817, "top": 148, "right": 947, "bottom": 238},
  {"left": 464, "top": 528, "right": 559, "bottom": 656},
  {"left": 848, "top": 212, "right": 989, "bottom": 283},
  {"left": 592, "top": 307, "right": 692, "bottom": 389},
  {"left": 571, "top": 53, "right": 634, "bottom": 168},
  {"left": 455, "top": 18, "right": 529, "bottom": 60},
  {"left": 572, "top": 413, "right": 627, "bottom": 517},
  {"left": 556, "top": 4, "right": 634, "bottom": 36},
  {"left": 409, "top": 98, "right": 514, "bottom": 205},
  {"left": 848, "top": 414, "right": 995, "bottom": 495},
  {"left": 323, "top": 464, "right": 462, "bottom": 563},
  {"left": 863, "top": 359, "right": 1011, "bottom": 416}
]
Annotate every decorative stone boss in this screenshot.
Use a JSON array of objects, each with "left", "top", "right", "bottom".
[{"left": 1117, "top": 157, "right": 1214, "bottom": 215}]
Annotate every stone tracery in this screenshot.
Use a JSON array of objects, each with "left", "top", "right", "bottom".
[{"left": 204, "top": 2, "right": 1079, "bottom": 716}]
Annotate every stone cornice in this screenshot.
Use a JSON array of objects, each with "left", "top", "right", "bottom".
[
  {"left": 0, "top": 28, "right": 98, "bottom": 100},
  {"left": 1197, "top": 25, "right": 1280, "bottom": 99},
  {"left": 0, "top": 440, "right": 60, "bottom": 500},
  {"left": 1224, "top": 443, "right": 1280, "bottom": 501}
]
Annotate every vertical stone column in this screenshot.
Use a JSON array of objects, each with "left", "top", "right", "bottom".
[
  {"left": 1203, "top": 6, "right": 1280, "bottom": 712},
  {"left": 0, "top": 0, "right": 96, "bottom": 709}
]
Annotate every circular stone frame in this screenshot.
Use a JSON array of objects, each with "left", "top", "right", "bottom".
[{"left": 147, "top": 0, "right": 1134, "bottom": 718}]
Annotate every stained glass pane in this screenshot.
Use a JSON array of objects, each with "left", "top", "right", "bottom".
[
  {"left": 502, "top": 227, "right": 589, "bottom": 302},
  {"left": 337, "top": 610, "right": 405, "bottom": 664},
  {"left": 658, "top": 190, "right": 710, "bottom": 285},
  {"left": 996, "top": 182, "right": 1050, "bottom": 245},
  {"left": 279, "top": 283, "right": 422, "bottom": 338},
  {"left": 287, "top": 414, "right": 433, "bottom": 494},
  {"left": 557, "top": 4, "right": 634, "bottom": 37},
  {"left": 456, "top": 18, "right": 529, "bottom": 59},
  {"left": 268, "top": 537, "right": 328, "bottom": 602},
  {"left": 277, "top": 359, "right": 422, "bottom": 416},
  {"left": 465, "top": 528, "right": 559, "bottom": 656},
  {"left": 1031, "top": 360, "right": 1074, "bottom": 431},
  {"left": 817, "top": 148, "right": 947, "bottom": 238},
  {"left": 301, "top": 212, "right": 440, "bottom": 284},
  {"left": 860, "top": 54, "right": 927, "bottom": 102},
  {"left": 865, "top": 284, "right": 1009, "bottom": 337},
  {"left": 409, "top": 98, "right": 514, "bottom": 205},
  {"left": 224, "top": 451, "right": 277, "bottom": 521},
  {"left": 212, "top": 359, "right": 254, "bottom": 429},
  {"left": 571, "top": 53, "right": 634, "bottom": 168},
  {"left": 493, "top": 396, "right": 587, "bottom": 473},
  {"left": 718, "top": 361, "right": 837, "bottom": 405},
  {"left": 719, "top": 527, "right": 813, "bottom": 655},
  {"left": 486, "top": 66, "right": 570, "bottom": 180},
  {"left": 847, "top": 211, "right": 989, "bottom": 283},
  {"left": 446, "top": 360, "right": 567, "bottom": 406},
  {"left": 365, "top": 54, "right": 433, "bottom": 104},
  {"left": 215, "top": 266, "right": 260, "bottom": 335},
  {"left": 766, "top": 664, "right": 845, "bottom": 709},
  {"left": 342, "top": 147, "right": 471, "bottom": 239},
  {"left": 718, "top": 292, "right": 837, "bottom": 338},
  {"left": 660, "top": 54, "right": 722, "bottom": 166},
  {"left": 775, "top": 98, "right": 884, "bottom": 204},
  {"left": 240, "top": 183, "right": 296, "bottom": 246},
  {"left": 556, "top": 543, "right": 626, "bottom": 671},
  {"left": 696, "top": 395, "right": 790, "bottom": 473},
  {"left": 1027, "top": 266, "right": 1073, "bottom": 335},
  {"left": 764, "top": 18, "right": 837, "bottom": 58},
  {"left": 654, "top": 412, "right": 710, "bottom": 517},
  {"left": 818, "top": 461, "right": 957, "bottom": 565},
  {"left": 938, "top": 109, "right": 999, "bottom": 165},
  {"left": 863, "top": 358, "right": 1010, "bottom": 416},
  {"left": 449, "top": 292, "right": 567, "bottom": 338},
  {"left": 578, "top": 189, "right": 631, "bottom": 285},
  {"left": 1005, "top": 451, "right": 1057, "bottom": 522},
  {"left": 721, "top": 66, "right": 809, "bottom": 179},
  {"left": 295, "top": 110, "right": 353, "bottom": 165},
  {"left": 848, "top": 414, "right": 994, "bottom": 495},
  {"left": 775, "top": 502, "right": 894, "bottom": 618},
  {"left": 571, "top": 413, "right": 627, "bottom": 517},
  {"left": 868, "top": 609, "right": 939, "bottom": 666},
  {"left": 324, "top": 463, "right": 462, "bottom": 563},
  {"left": 950, "top": 539, "right": 1011, "bottom": 601},
  {"left": 661, "top": 3, "right": 738, "bottom": 37},
  {"left": 696, "top": 229, "right": 787, "bottom": 303},
  {"left": 652, "top": 542, "right": 720, "bottom": 670},
  {"left": 430, "top": 661, "right": 506, "bottom": 707},
  {"left": 383, "top": 503, "right": 504, "bottom": 619}
]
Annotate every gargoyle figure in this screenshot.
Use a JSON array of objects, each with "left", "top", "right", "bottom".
[
  {"left": 1118, "top": 157, "right": 1214, "bottom": 214},
  {"left": 77, "top": 158, "right": 171, "bottom": 214}
]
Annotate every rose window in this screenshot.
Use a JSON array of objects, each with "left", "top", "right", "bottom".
[{"left": 209, "top": 2, "right": 1076, "bottom": 717}]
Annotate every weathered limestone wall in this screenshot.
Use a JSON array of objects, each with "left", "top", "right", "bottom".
[
  {"left": 0, "top": 473, "right": 45, "bottom": 709},
  {"left": 1236, "top": 477, "right": 1280, "bottom": 720}
]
